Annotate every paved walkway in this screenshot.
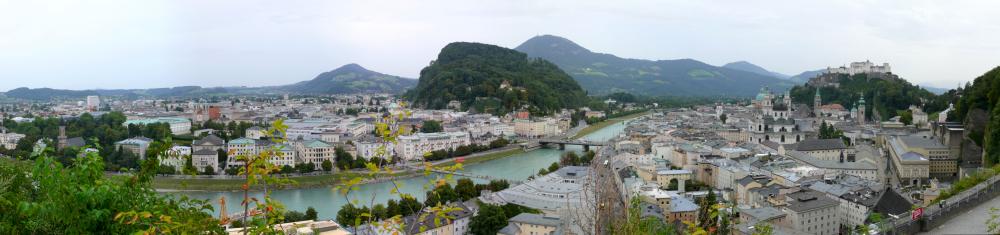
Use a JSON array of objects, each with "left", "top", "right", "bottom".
[{"left": 921, "top": 189, "right": 1000, "bottom": 235}]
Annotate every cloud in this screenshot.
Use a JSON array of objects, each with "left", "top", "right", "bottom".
[{"left": 0, "top": 0, "right": 997, "bottom": 90}]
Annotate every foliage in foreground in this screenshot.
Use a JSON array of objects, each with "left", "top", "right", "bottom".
[{"left": 0, "top": 148, "right": 221, "bottom": 234}]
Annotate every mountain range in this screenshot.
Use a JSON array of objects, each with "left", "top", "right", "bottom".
[
  {"left": 1, "top": 64, "right": 416, "bottom": 100},
  {"left": 4, "top": 35, "right": 837, "bottom": 100},
  {"left": 513, "top": 35, "right": 801, "bottom": 96}
]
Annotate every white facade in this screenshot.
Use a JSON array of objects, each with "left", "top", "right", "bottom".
[
  {"left": 355, "top": 141, "right": 394, "bottom": 159},
  {"left": 826, "top": 61, "right": 891, "bottom": 75},
  {"left": 0, "top": 132, "right": 25, "bottom": 150},
  {"left": 86, "top": 95, "right": 101, "bottom": 110},
  {"left": 394, "top": 132, "right": 471, "bottom": 160}
]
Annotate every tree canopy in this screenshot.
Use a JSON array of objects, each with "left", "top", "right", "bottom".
[{"left": 407, "top": 42, "right": 587, "bottom": 116}]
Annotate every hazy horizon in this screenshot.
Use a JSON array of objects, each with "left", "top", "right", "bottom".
[{"left": 2, "top": 0, "right": 997, "bottom": 91}]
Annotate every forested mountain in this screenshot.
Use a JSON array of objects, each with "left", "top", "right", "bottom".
[
  {"left": 4, "top": 64, "right": 414, "bottom": 100},
  {"left": 949, "top": 66, "right": 1000, "bottom": 165},
  {"left": 513, "top": 35, "right": 796, "bottom": 96},
  {"left": 282, "top": 63, "right": 416, "bottom": 94},
  {"left": 4, "top": 88, "right": 100, "bottom": 100},
  {"left": 722, "top": 61, "right": 790, "bottom": 79},
  {"left": 407, "top": 42, "right": 587, "bottom": 115},
  {"left": 788, "top": 72, "right": 952, "bottom": 122}
]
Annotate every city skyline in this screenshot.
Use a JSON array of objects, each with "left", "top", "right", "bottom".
[{"left": 2, "top": 0, "right": 997, "bottom": 91}]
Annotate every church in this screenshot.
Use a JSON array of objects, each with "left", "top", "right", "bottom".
[{"left": 748, "top": 87, "right": 810, "bottom": 144}]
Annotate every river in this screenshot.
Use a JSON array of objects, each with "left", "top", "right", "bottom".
[{"left": 172, "top": 120, "right": 628, "bottom": 220}]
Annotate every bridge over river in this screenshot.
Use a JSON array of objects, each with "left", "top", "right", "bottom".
[{"left": 536, "top": 139, "right": 608, "bottom": 151}]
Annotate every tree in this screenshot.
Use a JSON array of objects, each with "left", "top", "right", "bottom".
[
  {"left": 305, "top": 207, "right": 318, "bottom": 221},
  {"left": 202, "top": 166, "right": 215, "bottom": 175},
  {"left": 182, "top": 155, "right": 197, "bottom": 175},
  {"left": 547, "top": 162, "right": 560, "bottom": 173},
  {"left": 157, "top": 164, "right": 176, "bottom": 175},
  {"left": 398, "top": 196, "right": 423, "bottom": 216},
  {"left": 420, "top": 120, "right": 443, "bottom": 133},
  {"left": 336, "top": 204, "right": 360, "bottom": 226},
  {"left": 321, "top": 159, "right": 333, "bottom": 172},
  {"left": 0, "top": 145, "right": 221, "bottom": 234},
  {"left": 697, "top": 190, "right": 719, "bottom": 231},
  {"left": 899, "top": 109, "right": 914, "bottom": 125},
  {"left": 469, "top": 203, "right": 510, "bottom": 235},
  {"left": 217, "top": 149, "right": 228, "bottom": 169},
  {"left": 611, "top": 197, "right": 674, "bottom": 234},
  {"left": 283, "top": 210, "right": 305, "bottom": 222},
  {"left": 280, "top": 165, "right": 294, "bottom": 174},
  {"left": 386, "top": 200, "right": 401, "bottom": 217},
  {"left": 560, "top": 151, "right": 580, "bottom": 166},
  {"left": 334, "top": 147, "right": 354, "bottom": 170},
  {"left": 455, "top": 178, "right": 478, "bottom": 201},
  {"left": 720, "top": 113, "right": 728, "bottom": 124},
  {"left": 751, "top": 222, "right": 774, "bottom": 235}
]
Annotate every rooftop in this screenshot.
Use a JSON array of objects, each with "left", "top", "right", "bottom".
[
  {"left": 795, "top": 139, "right": 847, "bottom": 151},
  {"left": 785, "top": 189, "right": 838, "bottom": 213}
]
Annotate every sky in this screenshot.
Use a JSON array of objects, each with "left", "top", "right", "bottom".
[{"left": 1, "top": 0, "right": 998, "bottom": 91}]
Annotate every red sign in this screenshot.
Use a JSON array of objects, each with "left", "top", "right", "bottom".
[{"left": 912, "top": 207, "right": 923, "bottom": 220}]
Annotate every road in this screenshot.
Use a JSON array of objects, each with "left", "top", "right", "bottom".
[{"left": 921, "top": 191, "right": 1000, "bottom": 235}]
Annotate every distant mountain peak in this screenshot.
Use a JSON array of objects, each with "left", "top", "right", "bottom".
[
  {"left": 331, "top": 63, "right": 370, "bottom": 73},
  {"left": 514, "top": 34, "right": 591, "bottom": 55},
  {"left": 723, "top": 61, "right": 789, "bottom": 79}
]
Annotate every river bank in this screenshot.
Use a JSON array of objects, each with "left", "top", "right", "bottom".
[
  {"left": 571, "top": 111, "right": 649, "bottom": 139},
  {"left": 152, "top": 147, "right": 526, "bottom": 191},
  {"left": 169, "top": 121, "right": 629, "bottom": 221}
]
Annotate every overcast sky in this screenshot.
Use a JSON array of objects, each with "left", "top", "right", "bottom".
[{"left": 1, "top": 0, "right": 997, "bottom": 91}]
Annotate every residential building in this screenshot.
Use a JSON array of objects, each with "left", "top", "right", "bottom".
[
  {"left": 498, "top": 213, "right": 562, "bottom": 235},
  {"left": 783, "top": 189, "right": 840, "bottom": 235},
  {"left": 792, "top": 139, "right": 851, "bottom": 162},
  {"left": 394, "top": 132, "right": 470, "bottom": 160},
  {"left": 115, "top": 137, "right": 153, "bottom": 159},
  {"left": 192, "top": 149, "right": 219, "bottom": 172},
  {"left": 192, "top": 134, "right": 225, "bottom": 153},
  {"left": 294, "top": 139, "right": 335, "bottom": 167},
  {"left": 0, "top": 129, "right": 25, "bottom": 150}
]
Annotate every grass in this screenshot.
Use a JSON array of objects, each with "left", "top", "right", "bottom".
[
  {"left": 436, "top": 148, "right": 525, "bottom": 167},
  {"left": 571, "top": 111, "right": 649, "bottom": 139},
  {"left": 152, "top": 171, "right": 407, "bottom": 191}
]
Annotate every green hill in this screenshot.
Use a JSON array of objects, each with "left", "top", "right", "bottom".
[
  {"left": 788, "top": 72, "right": 951, "bottom": 122},
  {"left": 950, "top": 66, "right": 1000, "bottom": 165},
  {"left": 407, "top": 42, "right": 587, "bottom": 115},
  {"left": 283, "top": 63, "right": 416, "bottom": 94},
  {"left": 513, "top": 35, "right": 796, "bottom": 97}
]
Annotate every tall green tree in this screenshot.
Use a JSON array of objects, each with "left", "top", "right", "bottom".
[{"left": 420, "top": 120, "right": 443, "bottom": 133}]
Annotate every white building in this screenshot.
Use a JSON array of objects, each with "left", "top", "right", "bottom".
[
  {"left": 394, "top": 132, "right": 470, "bottom": 160},
  {"left": 782, "top": 189, "right": 840, "bottom": 235},
  {"left": 86, "top": 95, "right": 101, "bottom": 111},
  {"left": 294, "top": 139, "right": 335, "bottom": 167},
  {"left": 826, "top": 61, "right": 891, "bottom": 75},
  {"left": 226, "top": 138, "right": 297, "bottom": 168},
  {"left": 0, "top": 130, "right": 25, "bottom": 150},
  {"left": 355, "top": 140, "right": 394, "bottom": 160},
  {"left": 123, "top": 117, "right": 192, "bottom": 135}
]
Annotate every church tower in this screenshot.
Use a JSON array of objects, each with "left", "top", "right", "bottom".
[
  {"left": 813, "top": 88, "right": 822, "bottom": 117},
  {"left": 858, "top": 95, "right": 866, "bottom": 125},
  {"left": 57, "top": 126, "right": 67, "bottom": 150},
  {"left": 783, "top": 91, "right": 792, "bottom": 109}
]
